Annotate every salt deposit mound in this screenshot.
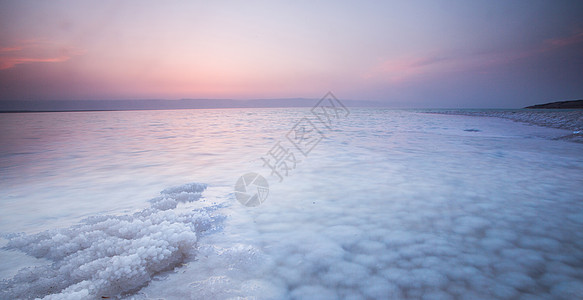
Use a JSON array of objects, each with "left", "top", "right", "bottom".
[{"left": 0, "top": 183, "right": 222, "bottom": 299}]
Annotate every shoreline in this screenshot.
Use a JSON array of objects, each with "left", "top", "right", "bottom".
[{"left": 424, "top": 109, "right": 583, "bottom": 143}]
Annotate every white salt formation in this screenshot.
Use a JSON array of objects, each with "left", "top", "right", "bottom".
[{"left": 0, "top": 183, "right": 221, "bottom": 299}]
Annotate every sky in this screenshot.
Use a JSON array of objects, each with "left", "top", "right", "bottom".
[{"left": 0, "top": 0, "right": 582, "bottom": 108}]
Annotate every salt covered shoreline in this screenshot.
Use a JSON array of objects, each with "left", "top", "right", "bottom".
[
  {"left": 424, "top": 109, "right": 583, "bottom": 131},
  {"left": 424, "top": 109, "right": 583, "bottom": 142}
]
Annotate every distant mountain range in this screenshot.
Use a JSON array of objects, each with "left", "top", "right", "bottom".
[
  {"left": 525, "top": 99, "right": 583, "bottom": 109},
  {"left": 2, "top": 98, "right": 582, "bottom": 112},
  {"left": 0, "top": 98, "right": 384, "bottom": 112}
]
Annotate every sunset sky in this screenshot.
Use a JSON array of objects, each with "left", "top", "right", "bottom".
[{"left": 1, "top": 1, "right": 582, "bottom": 108}]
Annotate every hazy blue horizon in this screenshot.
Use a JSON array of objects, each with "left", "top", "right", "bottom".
[{"left": 2, "top": 97, "right": 579, "bottom": 112}]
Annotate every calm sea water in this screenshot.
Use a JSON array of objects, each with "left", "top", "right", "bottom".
[{"left": 1, "top": 108, "right": 583, "bottom": 299}]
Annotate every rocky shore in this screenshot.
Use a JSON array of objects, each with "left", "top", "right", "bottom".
[{"left": 525, "top": 100, "right": 583, "bottom": 109}]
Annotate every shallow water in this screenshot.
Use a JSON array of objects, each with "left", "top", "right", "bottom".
[{"left": 1, "top": 108, "right": 583, "bottom": 299}]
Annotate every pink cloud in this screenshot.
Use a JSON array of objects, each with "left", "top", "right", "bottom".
[
  {"left": 0, "top": 56, "right": 73, "bottom": 70},
  {"left": 366, "top": 30, "right": 583, "bottom": 83},
  {"left": 363, "top": 54, "right": 458, "bottom": 83},
  {"left": 0, "top": 46, "right": 23, "bottom": 52},
  {"left": 543, "top": 30, "right": 583, "bottom": 50},
  {"left": 0, "top": 40, "right": 84, "bottom": 70}
]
